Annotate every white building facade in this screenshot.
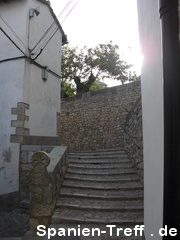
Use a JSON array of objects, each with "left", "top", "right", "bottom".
[
  {"left": 137, "top": 0, "right": 180, "bottom": 239},
  {"left": 0, "top": 0, "right": 66, "bottom": 204}
]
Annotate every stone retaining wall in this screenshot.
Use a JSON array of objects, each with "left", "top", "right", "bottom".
[{"left": 58, "top": 81, "right": 141, "bottom": 151}]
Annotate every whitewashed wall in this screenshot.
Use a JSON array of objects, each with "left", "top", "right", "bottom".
[
  {"left": 0, "top": 0, "right": 28, "bottom": 58},
  {"left": 0, "top": 60, "right": 25, "bottom": 194},
  {"left": 0, "top": 0, "right": 27, "bottom": 195},
  {"left": 26, "top": 0, "right": 62, "bottom": 136},
  {"left": 0, "top": 0, "right": 62, "bottom": 195},
  {"left": 137, "top": 1, "right": 164, "bottom": 239}
]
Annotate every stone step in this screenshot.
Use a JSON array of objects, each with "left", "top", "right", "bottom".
[
  {"left": 67, "top": 168, "right": 136, "bottom": 175},
  {"left": 69, "top": 149, "right": 126, "bottom": 155},
  {"left": 62, "top": 185, "right": 143, "bottom": 191},
  {"left": 56, "top": 204, "right": 143, "bottom": 212},
  {"left": 62, "top": 184, "right": 143, "bottom": 192},
  {"left": 69, "top": 158, "right": 131, "bottom": 164},
  {"left": 60, "top": 187, "right": 144, "bottom": 198},
  {"left": 51, "top": 149, "right": 144, "bottom": 239},
  {"left": 68, "top": 163, "right": 133, "bottom": 169},
  {"left": 65, "top": 172, "right": 139, "bottom": 180},
  {"left": 62, "top": 180, "right": 143, "bottom": 190},
  {"left": 56, "top": 196, "right": 143, "bottom": 209},
  {"left": 52, "top": 208, "right": 144, "bottom": 225},
  {"left": 64, "top": 175, "right": 140, "bottom": 183},
  {"left": 60, "top": 192, "right": 143, "bottom": 201},
  {"left": 68, "top": 154, "right": 128, "bottom": 160}
]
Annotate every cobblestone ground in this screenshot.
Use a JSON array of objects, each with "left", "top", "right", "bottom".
[{"left": 0, "top": 209, "right": 29, "bottom": 238}]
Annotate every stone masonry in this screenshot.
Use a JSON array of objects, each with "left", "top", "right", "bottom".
[
  {"left": 58, "top": 81, "right": 141, "bottom": 151},
  {"left": 29, "top": 146, "right": 68, "bottom": 230},
  {"left": 20, "top": 145, "right": 54, "bottom": 203},
  {"left": 10, "top": 102, "right": 29, "bottom": 143}
]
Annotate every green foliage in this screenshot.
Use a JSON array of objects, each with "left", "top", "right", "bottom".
[
  {"left": 61, "top": 41, "right": 139, "bottom": 96},
  {"left": 61, "top": 81, "right": 75, "bottom": 98},
  {"left": 89, "top": 81, "right": 106, "bottom": 92}
]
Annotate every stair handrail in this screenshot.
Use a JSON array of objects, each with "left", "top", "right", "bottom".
[
  {"left": 122, "top": 97, "right": 143, "bottom": 180},
  {"left": 123, "top": 96, "right": 143, "bottom": 151},
  {"left": 123, "top": 125, "right": 143, "bottom": 151}
]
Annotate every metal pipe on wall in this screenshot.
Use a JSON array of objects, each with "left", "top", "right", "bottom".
[{"left": 159, "top": 0, "right": 180, "bottom": 237}]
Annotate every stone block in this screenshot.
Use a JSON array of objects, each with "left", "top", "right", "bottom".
[
  {"left": 41, "top": 146, "right": 54, "bottom": 153},
  {"left": 17, "top": 114, "right": 28, "bottom": 121},
  {"left": 10, "top": 135, "right": 24, "bottom": 143},
  {"left": 23, "top": 136, "right": 60, "bottom": 145},
  {"left": 17, "top": 102, "right": 29, "bottom": 110},
  {"left": 21, "top": 151, "right": 28, "bottom": 163},
  {"left": 11, "top": 120, "right": 24, "bottom": 128},
  {"left": 21, "top": 145, "right": 42, "bottom": 151},
  {"left": 28, "top": 151, "right": 35, "bottom": 163}
]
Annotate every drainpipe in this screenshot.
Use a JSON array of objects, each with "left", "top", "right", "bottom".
[{"left": 159, "top": 0, "right": 180, "bottom": 236}]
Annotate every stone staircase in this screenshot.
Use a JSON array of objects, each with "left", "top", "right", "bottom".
[{"left": 50, "top": 149, "right": 144, "bottom": 240}]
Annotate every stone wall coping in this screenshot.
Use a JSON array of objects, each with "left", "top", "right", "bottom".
[
  {"left": 62, "top": 81, "right": 141, "bottom": 102},
  {"left": 23, "top": 136, "right": 60, "bottom": 145},
  {"left": 47, "top": 146, "right": 68, "bottom": 173}
]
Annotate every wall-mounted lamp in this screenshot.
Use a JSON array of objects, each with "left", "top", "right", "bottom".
[{"left": 29, "top": 7, "right": 40, "bottom": 18}]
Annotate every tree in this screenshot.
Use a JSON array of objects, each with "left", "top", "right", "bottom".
[
  {"left": 61, "top": 41, "right": 136, "bottom": 95},
  {"left": 61, "top": 81, "right": 75, "bottom": 98}
]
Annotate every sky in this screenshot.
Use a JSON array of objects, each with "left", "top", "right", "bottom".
[{"left": 50, "top": 0, "right": 142, "bottom": 86}]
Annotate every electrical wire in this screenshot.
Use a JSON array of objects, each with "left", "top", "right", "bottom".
[
  {"left": 61, "top": 0, "right": 79, "bottom": 24},
  {"left": 31, "top": 0, "right": 80, "bottom": 59},
  {"left": 39, "top": 28, "right": 59, "bottom": 50},
  {"left": 0, "top": 27, "right": 27, "bottom": 57},
  {"left": 31, "top": 0, "right": 74, "bottom": 52},
  {"left": 57, "top": 0, "right": 74, "bottom": 19},
  {"left": 33, "top": 25, "right": 58, "bottom": 53},
  {"left": 30, "top": 20, "right": 56, "bottom": 52},
  {"left": 0, "top": 23, "right": 61, "bottom": 79},
  {"left": 0, "top": 0, "right": 79, "bottom": 61},
  {"left": 0, "top": 56, "right": 26, "bottom": 64},
  {"left": 31, "top": 59, "right": 61, "bottom": 79},
  {"left": 0, "top": 15, "right": 28, "bottom": 50},
  {"left": 31, "top": 27, "right": 59, "bottom": 60}
]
